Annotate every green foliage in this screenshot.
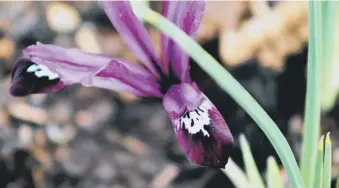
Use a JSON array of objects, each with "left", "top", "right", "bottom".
[
  {"left": 267, "top": 156, "right": 284, "bottom": 188},
  {"left": 300, "top": 2, "right": 336, "bottom": 187},
  {"left": 314, "top": 136, "right": 324, "bottom": 188},
  {"left": 223, "top": 134, "right": 331, "bottom": 188},
  {"left": 323, "top": 133, "right": 332, "bottom": 188},
  {"left": 320, "top": 2, "right": 339, "bottom": 112},
  {"left": 221, "top": 158, "right": 249, "bottom": 188},
  {"left": 239, "top": 134, "right": 265, "bottom": 188}
]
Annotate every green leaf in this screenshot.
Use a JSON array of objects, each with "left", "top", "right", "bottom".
[
  {"left": 239, "top": 134, "right": 265, "bottom": 188},
  {"left": 221, "top": 158, "right": 250, "bottom": 188},
  {"left": 266, "top": 156, "right": 284, "bottom": 188},
  {"left": 323, "top": 133, "right": 332, "bottom": 188},
  {"left": 320, "top": 2, "right": 339, "bottom": 112},
  {"left": 314, "top": 135, "right": 324, "bottom": 188},
  {"left": 138, "top": 6, "right": 304, "bottom": 188},
  {"left": 300, "top": 1, "right": 322, "bottom": 187}
]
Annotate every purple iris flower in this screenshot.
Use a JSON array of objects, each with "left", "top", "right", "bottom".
[{"left": 9, "top": 1, "right": 233, "bottom": 168}]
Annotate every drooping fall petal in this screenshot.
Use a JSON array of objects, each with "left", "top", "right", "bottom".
[
  {"left": 10, "top": 43, "right": 162, "bottom": 97},
  {"left": 174, "top": 98, "right": 233, "bottom": 168},
  {"left": 10, "top": 58, "right": 65, "bottom": 96},
  {"left": 102, "top": 1, "right": 164, "bottom": 78},
  {"left": 161, "top": 1, "right": 205, "bottom": 82},
  {"left": 163, "top": 83, "right": 233, "bottom": 168}
]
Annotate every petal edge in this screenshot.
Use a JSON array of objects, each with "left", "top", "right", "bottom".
[
  {"left": 11, "top": 44, "right": 161, "bottom": 97},
  {"left": 161, "top": 1, "right": 205, "bottom": 82},
  {"left": 102, "top": 1, "right": 164, "bottom": 77}
]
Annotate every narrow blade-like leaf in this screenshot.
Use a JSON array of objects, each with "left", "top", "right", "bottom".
[
  {"left": 300, "top": 1, "right": 322, "bottom": 187},
  {"left": 267, "top": 156, "right": 284, "bottom": 188},
  {"left": 314, "top": 135, "right": 324, "bottom": 188},
  {"left": 239, "top": 134, "right": 265, "bottom": 188},
  {"left": 221, "top": 158, "right": 250, "bottom": 188},
  {"left": 323, "top": 133, "right": 332, "bottom": 188}
]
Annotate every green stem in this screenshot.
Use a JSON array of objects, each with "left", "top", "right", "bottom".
[
  {"left": 138, "top": 7, "right": 304, "bottom": 188},
  {"left": 300, "top": 2, "right": 322, "bottom": 187}
]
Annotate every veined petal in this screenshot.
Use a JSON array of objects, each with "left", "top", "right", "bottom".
[
  {"left": 97, "top": 60, "right": 162, "bottom": 97},
  {"left": 24, "top": 43, "right": 153, "bottom": 78},
  {"left": 10, "top": 44, "right": 161, "bottom": 97},
  {"left": 163, "top": 83, "right": 233, "bottom": 168},
  {"left": 102, "top": 1, "right": 164, "bottom": 78},
  {"left": 161, "top": 1, "right": 205, "bottom": 82}
]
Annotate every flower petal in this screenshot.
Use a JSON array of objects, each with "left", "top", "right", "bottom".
[
  {"left": 163, "top": 83, "right": 233, "bottom": 168},
  {"left": 161, "top": 1, "right": 205, "bottom": 82},
  {"left": 10, "top": 43, "right": 162, "bottom": 97},
  {"left": 10, "top": 58, "right": 65, "bottom": 96},
  {"left": 102, "top": 1, "right": 164, "bottom": 78},
  {"left": 97, "top": 60, "right": 162, "bottom": 97}
]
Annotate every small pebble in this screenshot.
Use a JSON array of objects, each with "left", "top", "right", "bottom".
[
  {"left": 8, "top": 101, "right": 47, "bottom": 125},
  {"left": 149, "top": 163, "right": 179, "bottom": 188},
  {"left": 45, "top": 124, "right": 75, "bottom": 145},
  {"left": 75, "top": 23, "right": 102, "bottom": 54},
  {"left": 93, "top": 160, "right": 117, "bottom": 181},
  {"left": 18, "top": 124, "right": 33, "bottom": 146},
  {"left": 46, "top": 2, "right": 81, "bottom": 33}
]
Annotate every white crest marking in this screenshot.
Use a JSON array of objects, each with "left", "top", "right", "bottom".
[
  {"left": 175, "top": 100, "right": 212, "bottom": 137},
  {"left": 27, "top": 64, "right": 59, "bottom": 80}
]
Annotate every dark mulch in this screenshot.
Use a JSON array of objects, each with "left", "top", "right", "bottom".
[{"left": 1, "top": 1, "right": 339, "bottom": 188}]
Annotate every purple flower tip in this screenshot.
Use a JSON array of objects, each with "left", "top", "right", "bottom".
[{"left": 10, "top": 58, "right": 64, "bottom": 96}]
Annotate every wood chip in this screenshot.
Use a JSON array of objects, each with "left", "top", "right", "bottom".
[
  {"left": 149, "top": 163, "right": 179, "bottom": 188},
  {"left": 31, "top": 148, "right": 52, "bottom": 169},
  {"left": 35, "top": 129, "right": 46, "bottom": 147},
  {"left": 0, "top": 108, "right": 9, "bottom": 127},
  {"left": 0, "top": 38, "right": 14, "bottom": 60},
  {"left": 123, "top": 136, "right": 150, "bottom": 156},
  {"left": 18, "top": 124, "right": 33, "bottom": 146},
  {"left": 8, "top": 101, "right": 47, "bottom": 125}
]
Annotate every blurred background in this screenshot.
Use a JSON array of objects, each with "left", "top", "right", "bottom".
[{"left": 0, "top": 1, "right": 338, "bottom": 188}]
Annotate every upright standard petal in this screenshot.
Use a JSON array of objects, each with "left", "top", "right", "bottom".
[
  {"left": 161, "top": 1, "right": 205, "bottom": 82},
  {"left": 11, "top": 43, "right": 162, "bottom": 97},
  {"left": 102, "top": 1, "right": 164, "bottom": 78},
  {"left": 163, "top": 83, "right": 233, "bottom": 168}
]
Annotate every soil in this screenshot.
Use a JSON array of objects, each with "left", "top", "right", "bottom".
[{"left": 0, "top": 2, "right": 338, "bottom": 188}]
